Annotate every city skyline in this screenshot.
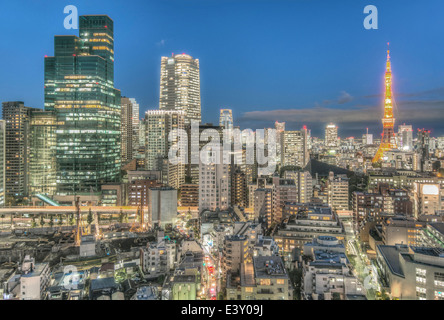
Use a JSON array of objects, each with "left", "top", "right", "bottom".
[{"left": 1, "top": 0, "right": 444, "bottom": 137}]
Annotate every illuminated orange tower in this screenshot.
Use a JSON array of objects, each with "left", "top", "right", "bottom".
[{"left": 373, "top": 43, "right": 397, "bottom": 162}]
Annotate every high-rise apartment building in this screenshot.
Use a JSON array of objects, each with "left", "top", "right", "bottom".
[
  {"left": 281, "top": 127, "right": 309, "bottom": 168},
  {"left": 121, "top": 97, "right": 135, "bottom": 165},
  {"left": 145, "top": 110, "right": 185, "bottom": 189},
  {"left": 284, "top": 170, "right": 313, "bottom": 203},
  {"left": 219, "top": 109, "right": 233, "bottom": 131},
  {"left": 327, "top": 172, "right": 349, "bottom": 212},
  {"left": 254, "top": 188, "right": 273, "bottom": 227},
  {"left": 198, "top": 146, "right": 230, "bottom": 212},
  {"left": 231, "top": 168, "right": 248, "bottom": 208},
  {"left": 160, "top": 54, "right": 201, "bottom": 125},
  {"left": 2, "top": 101, "right": 38, "bottom": 203},
  {"left": 325, "top": 123, "right": 338, "bottom": 148},
  {"left": 44, "top": 15, "right": 121, "bottom": 194},
  {"left": 0, "top": 120, "right": 5, "bottom": 207},
  {"left": 398, "top": 124, "right": 413, "bottom": 151},
  {"left": 272, "top": 176, "right": 298, "bottom": 222}
]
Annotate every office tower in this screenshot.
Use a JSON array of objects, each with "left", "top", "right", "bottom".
[
  {"left": 129, "top": 98, "right": 140, "bottom": 155},
  {"left": 374, "top": 44, "right": 397, "bottom": 162},
  {"left": 2, "top": 101, "right": 38, "bottom": 204},
  {"left": 44, "top": 15, "right": 121, "bottom": 194},
  {"left": 121, "top": 97, "right": 134, "bottom": 164},
  {"left": 149, "top": 187, "right": 178, "bottom": 227},
  {"left": 159, "top": 53, "right": 201, "bottom": 125},
  {"left": 138, "top": 118, "right": 147, "bottom": 148},
  {"left": 29, "top": 110, "right": 57, "bottom": 196},
  {"left": 0, "top": 121, "right": 5, "bottom": 207},
  {"left": 145, "top": 110, "right": 185, "bottom": 189},
  {"left": 275, "top": 121, "right": 285, "bottom": 165},
  {"left": 219, "top": 109, "right": 233, "bottom": 131},
  {"left": 326, "top": 172, "right": 349, "bottom": 211},
  {"left": 281, "top": 127, "right": 309, "bottom": 168},
  {"left": 362, "top": 128, "right": 373, "bottom": 145},
  {"left": 398, "top": 124, "right": 413, "bottom": 151},
  {"left": 325, "top": 123, "right": 338, "bottom": 148},
  {"left": 199, "top": 146, "right": 230, "bottom": 212},
  {"left": 416, "top": 129, "right": 431, "bottom": 172}
]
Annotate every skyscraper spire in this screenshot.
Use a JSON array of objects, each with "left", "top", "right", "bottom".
[{"left": 373, "top": 43, "right": 397, "bottom": 162}]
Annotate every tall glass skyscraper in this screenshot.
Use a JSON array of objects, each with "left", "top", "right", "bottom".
[
  {"left": 159, "top": 54, "right": 201, "bottom": 125},
  {"left": 219, "top": 109, "right": 233, "bottom": 131},
  {"left": 44, "top": 15, "right": 121, "bottom": 194}
]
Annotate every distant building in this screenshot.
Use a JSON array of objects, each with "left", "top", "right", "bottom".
[
  {"left": 281, "top": 128, "right": 309, "bottom": 168},
  {"left": 219, "top": 109, "right": 233, "bottom": 131},
  {"left": 398, "top": 124, "right": 413, "bottom": 151},
  {"left": 325, "top": 123, "right": 338, "bottom": 148}
]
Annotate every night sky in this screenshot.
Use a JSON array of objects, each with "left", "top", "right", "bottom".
[{"left": 1, "top": 0, "right": 444, "bottom": 138}]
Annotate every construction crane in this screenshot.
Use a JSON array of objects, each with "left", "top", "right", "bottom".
[{"left": 75, "top": 197, "right": 82, "bottom": 246}]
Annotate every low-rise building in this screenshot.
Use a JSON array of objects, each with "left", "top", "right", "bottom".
[
  {"left": 226, "top": 256, "right": 292, "bottom": 300},
  {"left": 376, "top": 245, "right": 444, "bottom": 300}
]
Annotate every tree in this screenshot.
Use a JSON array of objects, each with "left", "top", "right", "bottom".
[
  {"left": 49, "top": 215, "right": 54, "bottom": 229},
  {"left": 119, "top": 209, "right": 124, "bottom": 224},
  {"left": 39, "top": 215, "right": 45, "bottom": 227},
  {"left": 87, "top": 208, "right": 93, "bottom": 226},
  {"left": 68, "top": 214, "right": 75, "bottom": 226},
  {"left": 31, "top": 216, "right": 37, "bottom": 228},
  {"left": 332, "top": 292, "right": 341, "bottom": 300},
  {"left": 58, "top": 214, "right": 63, "bottom": 226}
]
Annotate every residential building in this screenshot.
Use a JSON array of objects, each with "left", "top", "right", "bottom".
[{"left": 159, "top": 53, "right": 201, "bottom": 125}]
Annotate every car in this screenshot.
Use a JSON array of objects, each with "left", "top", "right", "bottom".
[{"left": 210, "top": 295, "right": 217, "bottom": 300}]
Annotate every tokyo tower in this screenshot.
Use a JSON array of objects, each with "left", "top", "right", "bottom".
[{"left": 373, "top": 43, "right": 397, "bottom": 162}]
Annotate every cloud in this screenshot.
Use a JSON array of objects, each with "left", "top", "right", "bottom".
[
  {"left": 238, "top": 99, "right": 444, "bottom": 126},
  {"left": 156, "top": 39, "right": 166, "bottom": 47},
  {"left": 320, "top": 91, "right": 353, "bottom": 106},
  {"left": 337, "top": 91, "right": 353, "bottom": 104}
]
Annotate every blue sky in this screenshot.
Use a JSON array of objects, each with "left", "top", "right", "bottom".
[{"left": 1, "top": 0, "right": 444, "bottom": 137}]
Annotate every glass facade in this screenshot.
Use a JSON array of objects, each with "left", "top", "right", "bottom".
[
  {"left": 44, "top": 15, "right": 121, "bottom": 194},
  {"left": 29, "top": 111, "right": 57, "bottom": 196}
]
